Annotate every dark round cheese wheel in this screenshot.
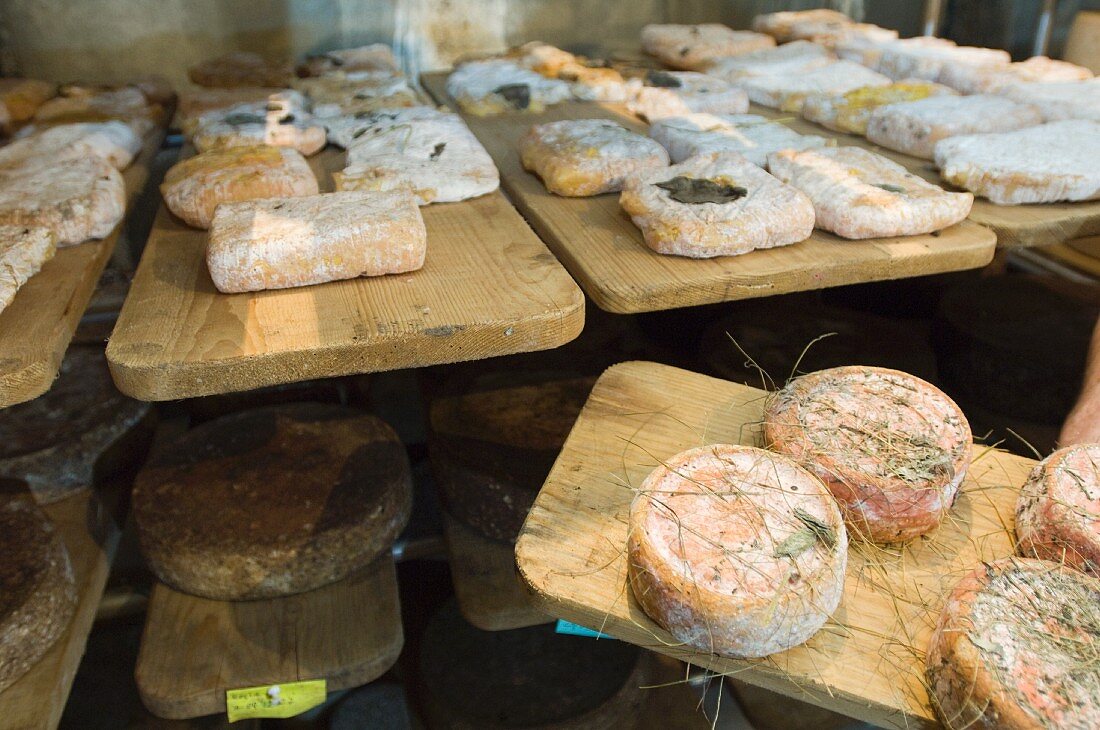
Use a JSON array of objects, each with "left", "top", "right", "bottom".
[
  {"left": 133, "top": 403, "right": 412, "bottom": 601},
  {"left": 933, "top": 275, "right": 1100, "bottom": 424},
  {"left": 0, "top": 346, "right": 152, "bottom": 503},
  {"left": 330, "top": 682, "right": 414, "bottom": 730},
  {"left": 429, "top": 373, "right": 593, "bottom": 543},
  {"left": 0, "top": 481, "right": 77, "bottom": 693},
  {"left": 419, "top": 601, "right": 645, "bottom": 729},
  {"left": 700, "top": 300, "right": 938, "bottom": 388}
]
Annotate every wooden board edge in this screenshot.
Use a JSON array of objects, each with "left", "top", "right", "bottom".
[
  {"left": 107, "top": 293, "right": 584, "bottom": 401},
  {"left": 134, "top": 556, "right": 405, "bottom": 721},
  {"left": 982, "top": 215, "right": 1100, "bottom": 250}
]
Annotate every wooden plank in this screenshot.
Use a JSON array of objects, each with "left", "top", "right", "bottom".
[
  {"left": 135, "top": 554, "right": 403, "bottom": 720},
  {"left": 0, "top": 490, "right": 122, "bottom": 730},
  {"left": 0, "top": 129, "right": 166, "bottom": 407},
  {"left": 421, "top": 72, "right": 996, "bottom": 315},
  {"left": 749, "top": 104, "right": 1100, "bottom": 250},
  {"left": 515, "top": 361, "right": 1036, "bottom": 730},
  {"left": 443, "top": 514, "right": 549, "bottom": 631},
  {"left": 106, "top": 146, "right": 584, "bottom": 401}
]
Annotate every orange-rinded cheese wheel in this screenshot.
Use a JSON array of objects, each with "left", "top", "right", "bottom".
[
  {"left": 1016, "top": 444, "right": 1100, "bottom": 576},
  {"left": 764, "top": 366, "right": 971, "bottom": 543},
  {"left": 628, "top": 444, "right": 846, "bottom": 658},
  {"left": 927, "top": 557, "right": 1100, "bottom": 729}
]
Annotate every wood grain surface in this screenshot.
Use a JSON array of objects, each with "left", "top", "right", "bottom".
[
  {"left": 443, "top": 514, "right": 549, "bottom": 631},
  {"left": 421, "top": 72, "right": 996, "bottom": 314},
  {"left": 0, "top": 491, "right": 122, "bottom": 730},
  {"left": 106, "top": 146, "right": 584, "bottom": 400},
  {"left": 0, "top": 129, "right": 166, "bottom": 408},
  {"left": 135, "top": 555, "right": 403, "bottom": 720},
  {"left": 515, "top": 361, "right": 1036, "bottom": 729}
]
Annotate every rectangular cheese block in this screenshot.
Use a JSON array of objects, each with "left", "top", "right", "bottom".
[
  {"left": 0, "top": 225, "right": 56, "bottom": 314},
  {"left": 703, "top": 41, "right": 833, "bottom": 80},
  {"left": 734, "top": 60, "right": 891, "bottom": 112},
  {"left": 640, "top": 24, "right": 776, "bottom": 71},
  {"left": 865, "top": 94, "right": 1044, "bottom": 159},
  {"left": 445, "top": 60, "right": 571, "bottom": 116},
  {"left": 801, "top": 81, "right": 957, "bottom": 135},
  {"left": 997, "top": 78, "right": 1100, "bottom": 122},
  {"left": 627, "top": 71, "right": 749, "bottom": 121},
  {"left": 767, "top": 146, "right": 973, "bottom": 239},
  {"left": 649, "top": 113, "right": 829, "bottom": 166},
  {"left": 206, "top": 191, "right": 427, "bottom": 293},
  {"left": 0, "top": 157, "right": 125, "bottom": 246}
]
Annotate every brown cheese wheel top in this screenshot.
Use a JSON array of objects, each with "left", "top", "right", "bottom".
[
  {"left": 133, "top": 403, "right": 412, "bottom": 601},
  {"left": 628, "top": 444, "right": 847, "bottom": 659},
  {"left": 764, "top": 366, "right": 971, "bottom": 544},
  {"left": 0, "top": 346, "right": 150, "bottom": 503},
  {"left": 429, "top": 373, "right": 593, "bottom": 542},
  {"left": 927, "top": 557, "right": 1100, "bottom": 729},
  {"left": 1016, "top": 444, "right": 1100, "bottom": 576},
  {"left": 0, "top": 482, "right": 77, "bottom": 693},
  {"left": 419, "top": 600, "right": 644, "bottom": 729}
]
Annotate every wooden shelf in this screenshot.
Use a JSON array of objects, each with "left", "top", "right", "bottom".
[
  {"left": 421, "top": 73, "right": 996, "bottom": 314},
  {"left": 136, "top": 554, "right": 403, "bottom": 720},
  {"left": 0, "top": 129, "right": 166, "bottom": 407},
  {"left": 515, "top": 361, "right": 1037, "bottom": 730},
  {"left": 444, "top": 514, "right": 549, "bottom": 631},
  {"left": 747, "top": 104, "right": 1100, "bottom": 250},
  {"left": 106, "top": 147, "right": 584, "bottom": 401},
  {"left": 0, "top": 490, "right": 123, "bottom": 730}
]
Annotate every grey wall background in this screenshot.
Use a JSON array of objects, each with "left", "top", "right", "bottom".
[{"left": 0, "top": 0, "right": 1093, "bottom": 88}]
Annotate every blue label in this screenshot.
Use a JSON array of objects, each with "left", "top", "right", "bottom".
[{"left": 554, "top": 619, "right": 614, "bottom": 639}]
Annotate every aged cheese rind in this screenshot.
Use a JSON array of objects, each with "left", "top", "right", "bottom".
[
  {"left": 927, "top": 557, "right": 1100, "bottom": 729},
  {"left": 445, "top": 60, "right": 571, "bottom": 116},
  {"left": 620, "top": 151, "right": 815, "bottom": 258},
  {"left": 207, "top": 190, "right": 426, "bottom": 293},
  {"left": 0, "top": 225, "right": 55, "bottom": 317},
  {"left": 628, "top": 444, "right": 847, "bottom": 658},
  {"left": 641, "top": 23, "right": 775, "bottom": 71},
  {"left": 764, "top": 366, "right": 972, "bottom": 543},
  {"left": 801, "top": 81, "right": 957, "bottom": 136},
  {"left": 133, "top": 404, "right": 412, "bottom": 600},
  {"left": 767, "top": 146, "right": 973, "bottom": 239},
  {"left": 0, "top": 157, "right": 125, "bottom": 246},
  {"left": 161, "top": 146, "right": 319, "bottom": 230},
  {"left": 520, "top": 119, "right": 669, "bottom": 197},
  {"left": 934, "top": 120, "right": 1100, "bottom": 205},
  {"left": 0, "top": 121, "right": 141, "bottom": 171},
  {"left": 648, "top": 113, "right": 829, "bottom": 167},
  {"left": 735, "top": 61, "right": 891, "bottom": 112},
  {"left": 1016, "top": 444, "right": 1100, "bottom": 576},
  {"left": 627, "top": 71, "right": 749, "bottom": 121},
  {"left": 866, "top": 94, "right": 1043, "bottom": 160},
  {"left": 0, "top": 489, "right": 77, "bottom": 693}
]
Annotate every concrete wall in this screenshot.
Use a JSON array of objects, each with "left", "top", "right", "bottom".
[{"left": 1, "top": 0, "right": 1038, "bottom": 89}]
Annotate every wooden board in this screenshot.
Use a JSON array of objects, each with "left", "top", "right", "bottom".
[
  {"left": 136, "top": 554, "right": 403, "bottom": 720},
  {"left": 106, "top": 146, "right": 584, "bottom": 400},
  {"left": 0, "top": 129, "right": 165, "bottom": 407},
  {"left": 749, "top": 104, "right": 1100, "bottom": 250},
  {"left": 421, "top": 73, "right": 996, "bottom": 314},
  {"left": 443, "top": 514, "right": 549, "bottom": 631},
  {"left": 0, "top": 490, "right": 122, "bottom": 730},
  {"left": 515, "top": 361, "right": 1037, "bottom": 730}
]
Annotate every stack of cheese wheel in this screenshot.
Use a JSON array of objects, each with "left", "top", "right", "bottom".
[
  {"left": 764, "top": 366, "right": 972, "bottom": 543},
  {"left": 0, "top": 481, "right": 77, "bottom": 692},
  {"left": 132, "top": 403, "right": 411, "bottom": 600},
  {"left": 927, "top": 557, "right": 1100, "bottom": 729},
  {"left": 419, "top": 600, "right": 648, "bottom": 729},
  {"left": 0, "top": 346, "right": 152, "bottom": 504},
  {"left": 628, "top": 444, "right": 848, "bottom": 658},
  {"left": 429, "top": 372, "right": 593, "bottom": 543},
  {"left": 1016, "top": 443, "right": 1100, "bottom": 576}
]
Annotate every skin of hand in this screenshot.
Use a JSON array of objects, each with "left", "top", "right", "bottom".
[{"left": 1061, "top": 317, "right": 1100, "bottom": 447}]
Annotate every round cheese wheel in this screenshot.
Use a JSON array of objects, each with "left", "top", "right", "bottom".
[
  {"left": 0, "top": 346, "right": 151, "bottom": 503},
  {"left": 628, "top": 444, "right": 847, "bottom": 658},
  {"left": 764, "top": 366, "right": 971, "bottom": 543},
  {"left": 1016, "top": 444, "right": 1100, "bottom": 576},
  {"left": 0, "top": 483, "right": 77, "bottom": 693},
  {"left": 419, "top": 601, "right": 646, "bottom": 729},
  {"left": 429, "top": 373, "right": 593, "bottom": 542},
  {"left": 133, "top": 403, "right": 411, "bottom": 600},
  {"left": 927, "top": 557, "right": 1100, "bottom": 729}
]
